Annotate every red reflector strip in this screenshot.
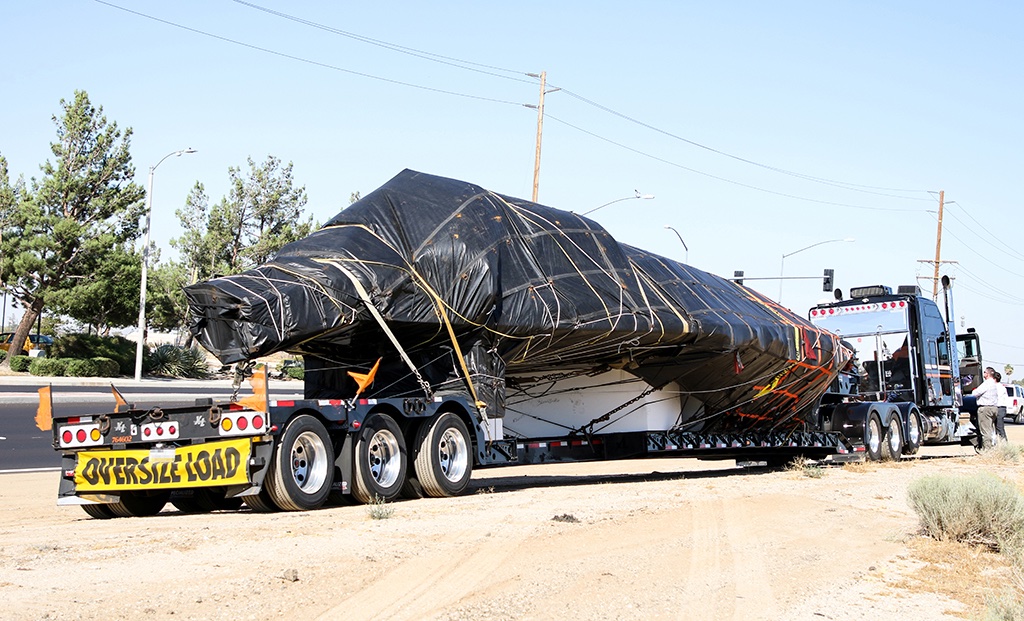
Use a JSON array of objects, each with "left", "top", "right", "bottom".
[
  {"left": 228, "top": 403, "right": 245, "bottom": 411},
  {"left": 67, "top": 417, "right": 81, "bottom": 424},
  {"left": 853, "top": 446, "right": 866, "bottom": 452},
  {"left": 274, "top": 400, "right": 295, "bottom": 407}
]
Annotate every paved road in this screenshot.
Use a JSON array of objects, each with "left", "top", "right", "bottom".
[{"left": 0, "top": 378, "right": 304, "bottom": 471}]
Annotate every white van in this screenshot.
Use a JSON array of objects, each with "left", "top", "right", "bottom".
[{"left": 1001, "top": 383, "right": 1024, "bottom": 424}]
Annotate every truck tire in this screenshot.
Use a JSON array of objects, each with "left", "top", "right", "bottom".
[
  {"left": 266, "top": 414, "right": 335, "bottom": 511},
  {"left": 81, "top": 503, "right": 117, "bottom": 519},
  {"left": 412, "top": 413, "right": 473, "bottom": 498},
  {"left": 880, "top": 416, "right": 903, "bottom": 462},
  {"left": 903, "top": 410, "right": 922, "bottom": 456},
  {"left": 865, "top": 413, "right": 884, "bottom": 461},
  {"left": 351, "top": 412, "right": 407, "bottom": 504},
  {"left": 108, "top": 491, "right": 170, "bottom": 517}
]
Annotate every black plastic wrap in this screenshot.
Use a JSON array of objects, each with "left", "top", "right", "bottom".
[{"left": 186, "top": 170, "right": 847, "bottom": 431}]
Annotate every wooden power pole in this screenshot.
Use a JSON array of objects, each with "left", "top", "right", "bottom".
[
  {"left": 531, "top": 71, "right": 547, "bottom": 203},
  {"left": 931, "top": 190, "right": 945, "bottom": 299}
]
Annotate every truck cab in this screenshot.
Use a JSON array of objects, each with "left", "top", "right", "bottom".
[{"left": 809, "top": 284, "right": 974, "bottom": 445}]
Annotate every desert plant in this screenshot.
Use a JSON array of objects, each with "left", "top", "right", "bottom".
[
  {"left": 9, "top": 355, "right": 32, "bottom": 372},
  {"left": 0, "top": 350, "right": 5, "bottom": 363},
  {"left": 787, "top": 456, "right": 825, "bottom": 478},
  {"left": 978, "top": 443, "right": 1024, "bottom": 465},
  {"left": 29, "top": 357, "right": 70, "bottom": 377},
  {"left": 65, "top": 358, "right": 101, "bottom": 377},
  {"left": 146, "top": 344, "right": 209, "bottom": 379},
  {"left": 91, "top": 357, "right": 121, "bottom": 377},
  {"left": 366, "top": 496, "right": 394, "bottom": 520},
  {"left": 908, "top": 473, "right": 1024, "bottom": 552},
  {"left": 285, "top": 365, "right": 304, "bottom": 381}
]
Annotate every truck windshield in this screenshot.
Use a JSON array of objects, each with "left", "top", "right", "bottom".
[{"left": 810, "top": 304, "right": 911, "bottom": 394}]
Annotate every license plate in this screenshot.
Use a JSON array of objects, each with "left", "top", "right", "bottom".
[{"left": 74, "top": 438, "right": 252, "bottom": 492}]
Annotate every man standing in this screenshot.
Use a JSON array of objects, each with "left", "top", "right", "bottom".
[{"left": 971, "top": 366, "right": 1002, "bottom": 449}]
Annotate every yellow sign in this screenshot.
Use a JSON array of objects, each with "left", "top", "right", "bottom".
[{"left": 75, "top": 438, "right": 251, "bottom": 492}]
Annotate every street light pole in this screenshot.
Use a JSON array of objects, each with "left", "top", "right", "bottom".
[
  {"left": 778, "top": 237, "right": 854, "bottom": 303},
  {"left": 134, "top": 148, "right": 197, "bottom": 381},
  {"left": 664, "top": 225, "right": 689, "bottom": 264},
  {"left": 580, "top": 190, "right": 654, "bottom": 216}
]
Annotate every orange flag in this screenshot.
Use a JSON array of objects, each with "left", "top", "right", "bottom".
[
  {"left": 35, "top": 386, "right": 53, "bottom": 431},
  {"left": 347, "top": 358, "right": 381, "bottom": 399},
  {"left": 235, "top": 365, "right": 269, "bottom": 413}
]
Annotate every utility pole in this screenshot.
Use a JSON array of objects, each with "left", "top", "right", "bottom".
[
  {"left": 931, "top": 190, "right": 945, "bottom": 299},
  {"left": 530, "top": 71, "right": 547, "bottom": 202}
]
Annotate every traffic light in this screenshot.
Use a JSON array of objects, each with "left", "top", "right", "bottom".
[
  {"left": 823, "top": 268, "right": 834, "bottom": 292},
  {"left": 734, "top": 270, "right": 744, "bottom": 286}
]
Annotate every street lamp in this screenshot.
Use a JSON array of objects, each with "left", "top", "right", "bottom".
[
  {"left": 664, "top": 225, "right": 689, "bottom": 264},
  {"left": 580, "top": 190, "right": 654, "bottom": 216},
  {"left": 778, "top": 237, "right": 854, "bottom": 303},
  {"left": 134, "top": 148, "right": 197, "bottom": 381}
]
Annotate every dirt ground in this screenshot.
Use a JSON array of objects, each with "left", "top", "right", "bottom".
[{"left": 1, "top": 427, "right": 1021, "bottom": 621}]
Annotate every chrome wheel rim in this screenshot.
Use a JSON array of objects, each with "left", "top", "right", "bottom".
[
  {"left": 888, "top": 419, "right": 901, "bottom": 454},
  {"left": 367, "top": 429, "right": 402, "bottom": 488},
  {"left": 908, "top": 414, "right": 921, "bottom": 446},
  {"left": 438, "top": 427, "right": 469, "bottom": 483},
  {"left": 291, "top": 431, "right": 329, "bottom": 493},
  {"left": 867, "top": 418, "right": 881, "bottom": 454}
]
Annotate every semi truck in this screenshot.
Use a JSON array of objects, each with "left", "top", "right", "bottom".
[{"left": 44, "top": 171, "right": 979, "bottom": 517}]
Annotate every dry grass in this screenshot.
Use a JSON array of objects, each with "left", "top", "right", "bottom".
[
  {"left": 976, "top": 442, "right": 1024, "bottom": 466},
  {"left": 892, "top": 537, "right": 1016, "bottom": 619},
  {"left": 785, "top": 456, "right": 824, "bottom": 478},
  {"left": 842, "top": 458, "right": 916, "bottom": 474}
]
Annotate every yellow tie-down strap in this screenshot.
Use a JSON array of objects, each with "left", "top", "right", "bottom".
[{"left": 74, "top": 438, "right": 251, "bottom": 492}]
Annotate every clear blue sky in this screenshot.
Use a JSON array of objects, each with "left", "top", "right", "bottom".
[{"left": 2, "top": 1, "right": 1022, "bottom": 371}]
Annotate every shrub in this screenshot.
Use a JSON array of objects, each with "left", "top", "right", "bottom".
[
  {"left": 366, "top": 496, "right": 395, "bottom": 520},
  {"left": 908, "top": 474, "right": 1024, "bottom": 552},
  {"left": 146, "top": 344, "right": 209, "bottom": 379},
  {"left": 285, "top": 365, "right": 304, "bottom": 381},
  {"left": 29, "top": 357, "right": 70, "bottom": 377},
  {"left": 53, "top": 333, "right": 141, "bottom": 376},
  {"left": 65, "top": 358, "right": 102, "bottom": 377},
  {"left": 9, "top": 355, "right": 32, "bottom": 372},
  {"left": 0, "top": 350, "right": 5, "bottom": 363},
  {"left": 92, "top": 357, "right": 121, "bottom": 377}
]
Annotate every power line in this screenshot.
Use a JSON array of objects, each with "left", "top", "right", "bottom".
[
  {"left": 927, "top": 211, "right": 1024, "bottom": 278},
  {"left": 91, "top": 0, "right": 525, "bottom": 107},
  {"left": 945, "top": 199, "right": 1024, "bottom": 262},
  {"left": 218, "top": 1, "right": 934, "bottom": 201},
  {"left": 553, "top": 86, "right": 934, "bottom": 199},
  {"left": 230, "top": 0, "right": 535, "bottom": 84},
  {"left": 544, "top": 113, "right": 926, "bottom": 212}
]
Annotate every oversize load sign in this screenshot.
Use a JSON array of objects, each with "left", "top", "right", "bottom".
[{"left": 75, "top": 438, "right": 251, "bottom": 491}]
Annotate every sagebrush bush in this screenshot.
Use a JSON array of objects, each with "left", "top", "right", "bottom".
[
  {"left": 908, "top": 473, "right": 1024, "bottom": 552},
  {"left": 9, "top": 355, "right": 33, "bottom": 372},
  {"left": 65, "top": 358, "right": 101, "bottom": 377},
  {"left": 92, "top": 357, "right": 120, "bottom": 377},
  {"left": 29, "top": 357, "right": 70, "bottom": 377},
  {"left": 285, "top": 365, "right": 304, "bottom": 380}
]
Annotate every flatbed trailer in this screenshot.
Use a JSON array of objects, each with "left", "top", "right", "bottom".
[{"left": 48, "top": 368, "right": 862, "bottom": 518}]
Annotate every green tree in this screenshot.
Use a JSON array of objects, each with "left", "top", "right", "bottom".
[
  {"left": 148, "top": 260, "right": 190, "bottom": 333},
  {"left": 49, "top": 239, "right": 142, "bottom": 334},
  {"left": 0, "top": 91, "right": 145, "bottom": 366},
  {"left": 226, "top": 155, "right": 312, "bottom": 271}
]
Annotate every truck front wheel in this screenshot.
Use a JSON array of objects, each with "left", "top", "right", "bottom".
[
  {"left": 413, "top": 413, "right": 473, "bottom": 498},
  {"left": 266, "top": 414, "right": 335, "bottom": 511},
  {"left": 352, "top": 413, "right": 407, "bottom": 504},
  {"left": 903, "top": 410, "right": 922, "bottom": 456}
]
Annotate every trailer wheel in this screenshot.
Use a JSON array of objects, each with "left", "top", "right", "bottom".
[
  {"left": 881, "top": 416, "right": 903, "bottom": 461},
  {"left": 351, "top": 413, "right": 407, "bottom": 504},
  {"left": 413, "top": 413, "right": 473, "bottom": 498},
  {"left": 81, "top": 503, "right": 116, "bottom": 519},
  {"left": 108, "top": 491, "right": 170, "bottom": 517},
  {"left": 243, "top": 486, "right": 278, "bottom": 512},
  {"left": 865, "top": 413, "right": 884, "bottom": 461},
  {"left": 266, "top": 414, "right": 335, "bottom": 511},
  {"left": 903, "top": 410, "right": 922, "bottom": 456},
  {"left": 172, "top": 488, "right": 244, "bottom": 513}
]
